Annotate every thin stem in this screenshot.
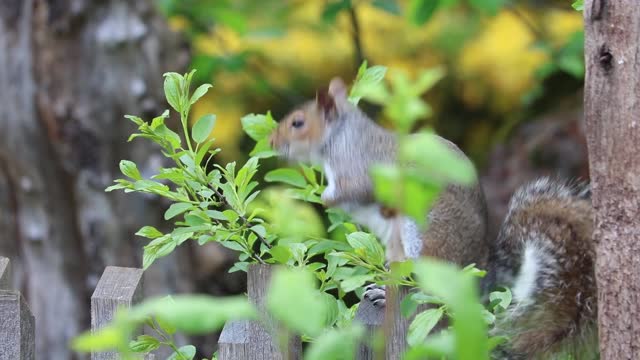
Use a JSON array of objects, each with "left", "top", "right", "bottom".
[
  {"left": 182, "top": 113, "right": 194, "bottom": 154},
  {"left": 349, "top": 5, "right": 365, "bottom": 67},
  {"left": 212, "top": 188, "right": 272, "bottom": 252}
]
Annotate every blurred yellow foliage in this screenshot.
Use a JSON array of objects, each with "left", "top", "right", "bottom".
[
  {"left": 173, "top": 2, "right": 583, "bottom": 160},
  {"left": 458, "top": 10, "right": 548, "bottom": 112},
  {"left": 543, "top": 9, "right": 583, "bottom": 47}
]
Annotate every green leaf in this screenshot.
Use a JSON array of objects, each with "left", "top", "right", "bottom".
[
  {"left": 340, "top": 274, "right": 375, "bottom": 293},
  {"left": 408, "top": 307, "right": 444, "bottom": 346},
  {"left": 408, "top": 0, "right": 440, "bottom": 25},
  {"left": 304, "top": 324, "right": 364, "bottom": 360},
  {"left": 142, "top": 249, "right": 157, "bottom": 270},
  {"left": 129, "top": 335, "right": 160, "bottom": 353},
  {"left": 163, "top": 72, "right": 183, "bottom": 112},
  {"left": 413, "top": 67, "right": 446, "bottom": 94},
  {"left": 131, "top": 295, "right": 255, "bottom": 334},
  {"left": 571, "top": 0, "right": 584, "bottom": 11},
  {"left": 119, "top": 160, "right": 142, "bottom": 180},
  {"left": 192, "top": 114, "right": 216, "bottom": 144},
  {"left": 125, "top": 114, "right": 144, "bottom": 126},
  {"left": 401, "top": 293, "right": 419, "bottom": 318},
  {"left": 167, "top": 345, "right": 196, "bottom": 360},
  {"left": 222, "top": 209, "right": 239, "bottom": 223},
  {"left": 265, "top": 168, "right": 307, "bottom": 188},
  {"left": 462, "top": 263, "right": 487, "bottom": 278},
  {"left": 206, "top": 210, "right": 227, "bottom": 221},
  {"left": 135, "top": 226, "right": 164, "bottom": 239},
  {"left": 71, "top": 324, "right": 128, "bottom": 352},
  {"left": 308, "top": 239, "right": 352, "bottom": 256},
  {"left": 404, "top": 331, "right": 455, "bottom": 360},
  {"left": 489, "top": 288, "right": 512, "bottom": 312},
  {"left": 349, "top": 61, "right": 388, "bottom": 105},
  {"left": 414, "top": 259, "right": 488, "bottom": 360},
  {"left": 150, "top": 110, "right": 169, "bottom": 130},
  {"left": 468, "top": 0, "right": 506, "bottom": 16},
  {"left": 190, "top": 84, "right": 212, "bottom": 105},
  {"left": 241, "top": 112, "right": 277, "bottom": 141},
  {"left": 250, "top": 137, "right": 278, "bottom": 159},
  {"left": 164, "top": 203, "right": 193, "bottom": 220},
  {"left": 105, "top": 181, "right": 131, "bottom": 192},
  {"left": 488, "top": 336, "right": 509, "bottom": 351},
  {"left": 155, "top": 237, "right": 177, "bottom": 257},
  {"left": 300, "top": 164, "right": 318, "bottom": 186},
  {"left": 220, "top": 240, "right": 246, "bottom": 253},
  {"left": 269, "top": 245, "right": 292, "bottom": 263},
  {"left": 346, "top": 232, "right": 386, "bottom": 266},
  {"left": 195, "top": 139, "right": 216, "bottom": 165},
  {"left": 400, "top": 132, "right": 477, "bottom": 185},
  {"left": 267, "top": 268, "right": 327, "bottom": 336},
  {"left": 155, "top": 123, "right": 182, "bottom": 150},
  {"left": 156, "top": 315, "right": 176, "bottom": 335},
  {"left": 229, "top": 261, "right": 249, "bottom": 273}
]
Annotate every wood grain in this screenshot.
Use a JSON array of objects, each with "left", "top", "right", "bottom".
[
  {"left": 91, "top": 266, "right": 143, "bottom": 360},
  {"left": 0, "top": 290, "right": 35, "bottom": 360}
]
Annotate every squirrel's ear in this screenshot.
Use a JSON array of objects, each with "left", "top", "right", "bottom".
[
  {"left": 316, "top": 88, "right": 336, "bottom": 118},
  {"left": 328, "top": 77, "right": 347, "bottom": 99}
]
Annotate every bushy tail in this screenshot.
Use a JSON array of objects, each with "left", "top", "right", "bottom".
[{"left": 491, "top": 178, "right": 597, "bottom": 359}]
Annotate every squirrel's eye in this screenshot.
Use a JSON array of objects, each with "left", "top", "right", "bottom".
[{"left": 291, "top": 119, "right": 304, "bottom": 129}]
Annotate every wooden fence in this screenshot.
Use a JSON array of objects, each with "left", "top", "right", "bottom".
[{"left": 0, "top": 257, "right": 417, "bottom": 360}]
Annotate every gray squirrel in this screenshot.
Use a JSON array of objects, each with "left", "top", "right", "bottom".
[{"left": 269, "top": 77, "right": 596, "bottom": 359}]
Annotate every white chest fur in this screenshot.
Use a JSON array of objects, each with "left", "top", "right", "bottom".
[{"left": 323, "top": 162, "right": 423, "bottom": 260}]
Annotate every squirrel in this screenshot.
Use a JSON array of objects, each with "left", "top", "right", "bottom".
[
  {"left": 269, "top": 77, "right": 490, "bottom": 268},
  {"left": 269, "top": 77, "right": 596, "bottom": 359}
]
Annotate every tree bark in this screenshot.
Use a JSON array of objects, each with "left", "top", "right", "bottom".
[
  {"left": 0, "top": 1, "right": 198, "bottom": 358},
  {"left": 584, "top": 1, "right": 640, "bottom": 359}
]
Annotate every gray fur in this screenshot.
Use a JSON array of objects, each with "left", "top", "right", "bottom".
[{"left": 491, "top": 178, "right": 596, "bottom": 359}]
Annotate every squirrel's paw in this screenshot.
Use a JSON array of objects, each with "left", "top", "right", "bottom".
[{"left": 363, "top": 284, "right": 386, "bottom": 307}]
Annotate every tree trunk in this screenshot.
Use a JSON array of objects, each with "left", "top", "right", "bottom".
[
  {"left": 0, "top": 1, "right": 199, "bottom": 358},
  {"left": 584, "top": 1, "right": 640, "bottom": 359}
]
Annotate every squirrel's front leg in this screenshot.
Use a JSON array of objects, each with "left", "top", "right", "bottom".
[{"left": 322, "top": 173, "right": 374, "bottom": 207}]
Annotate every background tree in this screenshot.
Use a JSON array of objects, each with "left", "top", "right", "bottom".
[
  {"left": 0, "top": 1, "right": 205, "bottom": 358},
  {"left": 584, "top": 0, "right": 640, "bottom": 358}
]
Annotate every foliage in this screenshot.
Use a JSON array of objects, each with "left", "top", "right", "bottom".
[
  {"left": 571, "top": 0, "right": 584, "bottom": 11},
  {"left": 69, "top": 62, "right": 523, "bottom": 359},
  {"left": 158, "top": 0, "right": 584, "bottom": 166}
]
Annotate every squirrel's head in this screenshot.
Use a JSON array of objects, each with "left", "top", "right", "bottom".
[{"left": 270, "top": 77, "right": 348, "bottom": 162}]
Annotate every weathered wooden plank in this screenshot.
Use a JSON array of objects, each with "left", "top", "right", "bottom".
[
  {"left": 219, "top": 264, "right": 302, "bottom": 360},
  {"left": 218, "top": 320, "right": 249, "bottom": 360},
  {"left": 0, "top": 290, "right": 35, "bottom": 360},
  {"left": 91, "top": 266, "right": 144, "bottom": 360},
  {"left": 355, "top": 286, "right": 427, "bottom": 359},
  {"left": 0, "top": 256, "right": 10, "bottom": 290},
  {"left": 384, "top": 285, "right": 411, "bottom": 358}
]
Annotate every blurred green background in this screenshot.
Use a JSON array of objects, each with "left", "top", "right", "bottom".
[{"left": 158, "top": 0, "right": 584, "bottom": 165}]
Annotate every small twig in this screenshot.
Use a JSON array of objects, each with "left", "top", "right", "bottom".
[
  {"left": 212, "top": 188, "right": 272, "bottom": 254},
  {"left": 349, "top": 5, "right": 365, "bottom": 67}
]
